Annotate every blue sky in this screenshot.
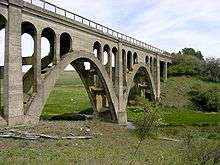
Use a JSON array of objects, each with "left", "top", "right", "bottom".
[
  {"left": 50, "top": 0, "right": 220, "bottom": 58},
  {"left": 0, "top": 0, "right": 220, "bottom": 67}
]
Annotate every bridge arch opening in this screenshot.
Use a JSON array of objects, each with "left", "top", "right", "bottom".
[
  {"left": 41, "top": 56, "right": 117, "bottom": 122},
  {"left": 127, "top": 66, "right": 155, "bottom": 109},
  {"left": 0, "top": 14, "right": 6, "bottom": 116},
  {"left": 60, "top": 32, "right": 72, "bottom": 57},
  {"left": 153, "top": 57, "right": 157, "bottom": 76},
  {"left": 93, "top": 41, "right": 102, "bottom": 60},
  {"left": 112, "top": 47, "right": 117, "bottom": 85},
  {"left": 21, "top": 22, "right": 36, "bottom": 73},
  {"left": 103, "top": 44, "right": 110, "bottom": 66},
  {"left": 41, "top": 27, "right": 56, "bottom": 71},
  {"left": 21, "top": 22, "right": 38, "bottom": 108},
  {"left": 150, "top": 57, "right": 153, "bottom": 72},
  {"left": 127, "top": 51, "right": 132, "bottom": 71},
  {"left": 146, "top": 56, "right": 149, "bottom": 64},
  {"left": 133, "top": 52, "right": 138, "bottom": 64}
]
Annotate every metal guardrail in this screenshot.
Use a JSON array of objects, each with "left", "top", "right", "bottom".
[{"left": 24, "top": 0, "right": 170, "bottom": 56}]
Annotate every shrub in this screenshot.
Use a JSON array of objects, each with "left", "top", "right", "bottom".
[
  {"left": 168, "top": 55, "right": 203, "bottom": 76},
  {"left": 181, "top": 129, "right": 220, "bottom": 164},
  {"left": 188, "top": 84, "right": 220, "bottom": 112},
  {"left": 128, "top": 84, "right": 141, "bottom": 102},
  {"left": 202, "top": 58, "right": 220, "bottom": 82},
  {"left": 134, "top": 97, "right": 161, "bottom": 140},
  {"left": 130, "top": 97, "right": 161, "bottom": 165}
]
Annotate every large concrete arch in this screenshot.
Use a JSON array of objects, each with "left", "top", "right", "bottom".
[
  {"left": 25, "top": 50, "right": 119, "bottom": 124},
  {"left": 123, "top": 63, "right": 156, "bottom": 110}
]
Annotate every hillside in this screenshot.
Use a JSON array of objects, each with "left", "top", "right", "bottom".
[{"left": 160, "top": 76, "right": 219, "bottom": 107}]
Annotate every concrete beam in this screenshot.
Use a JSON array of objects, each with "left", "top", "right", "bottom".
[
  {"left": 22, "top": 57, "right": 33, "bottom": 65},
  {"left": 8, "top": 0, "right": 23, "bottom": 7}
]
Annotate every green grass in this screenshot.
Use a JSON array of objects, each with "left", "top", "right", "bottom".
[
  {"left": 160, "top": 75, "right": 219, "bottom": 107},
  {"left": 127, "top": 106, "right": 220, "bottom": 126},
  {"left": 41, "top": 71, "right": 91, "bottom": 119},
  {"left": 163, "top": 111, "right": 220, "bottom": 126}
]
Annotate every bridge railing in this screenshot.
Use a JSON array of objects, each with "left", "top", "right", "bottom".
[{"left": 24, "top": 0, "right": 171, "bottom": 56}]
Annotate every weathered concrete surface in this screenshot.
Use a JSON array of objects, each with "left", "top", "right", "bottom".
[
  {"left": 0, "top": 0, "right": 172, "bottom": 126},
  {"left": 4, "top": 1, "right": 24, "bottom": 126}
]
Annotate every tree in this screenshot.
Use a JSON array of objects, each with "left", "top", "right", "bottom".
[
  {"left": 202, "top": 58, "right": 220, "bottom": 82},
  {"left": 188, "top": 84, "right": 220, "bottom": 112},
  {"left": 168, "top": 55, "right": 204, "bottom": 76},
  {"left": 181, "top": 48, "right": 204, "bottom": 60}
]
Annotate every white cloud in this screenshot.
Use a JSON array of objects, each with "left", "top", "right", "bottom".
[
  {"left": 1, "top": 0, "right": 220, "bottom": 67},
  {"left": 50, "top": 0, "right": 220, "bottom": 58}
]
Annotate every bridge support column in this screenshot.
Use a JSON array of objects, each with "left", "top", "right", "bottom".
[
  {"left": 54, "top": 33, "right": 60, "bottom": 65},
  {"left": 4, "top": 0, "right": 24, "bottom": 126},
  {"left": 116, "top": 42, "right": 127, "bottom": 125},
  {"left": 122, "top": 50, "right": 127, "bottom": 86},
  {"left": 108, "top": 51, "right": 112, "bottom": 80},
  {"left": 96, "top": 47, "right": 103, "bottom": 87},
  {"left": 130, "top": 54, "right": 133, "bottom": 70},
  {"left": 163, "top": 62, "right": 167, "bottom": 82},
  {"left": 33, "top": 31, "right": 42, "bottom": 92},
  {"left": 156, "top": 56, "right": 161, "bottom": 101},
  {"left": 151, "top": 57, "right": 154, "bottom": 79}
]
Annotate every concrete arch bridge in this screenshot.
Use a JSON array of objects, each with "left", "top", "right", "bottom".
[{"left": 0, "top": 0, "right": 172, "bottom": 126}]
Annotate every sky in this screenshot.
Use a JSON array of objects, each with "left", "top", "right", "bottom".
[{"left": 0, "top": 0, "right": 220, "bottom": 69}]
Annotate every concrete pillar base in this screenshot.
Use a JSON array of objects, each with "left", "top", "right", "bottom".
[
  {"left": 0, "top": 116, "right": 7, "bottom": 127},
  {"left": 117, "top": 111, "right": 127, "bottom": 125},
  {"left": 7, "top": 115, "right": 25, "bottom": 126},
  {"left": 24, "top": 115, "right": 40, "bottom": 125}
]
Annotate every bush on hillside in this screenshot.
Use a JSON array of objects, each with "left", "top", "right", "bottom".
[
  {"left": 202, "top": 58, "right": 220, "bottom": 82},
  {"left": 188, "top": 84, "right": 220, "bottom": 112},
  {"left": 168, "top": 55, "right": 203, "bottom": 76}
]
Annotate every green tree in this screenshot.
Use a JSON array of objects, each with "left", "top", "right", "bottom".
[
  {"left": 182, "top": 48, "right": 204, "bottom": 60},
  {"left": 188, "top": 84, "right": 220, "bottom": 112},
  {"left": 168, "top": 55, "right": 204, "bottom": 76},
  {"left": 202, "top": 58, "right": 220, "bottom": 82}
]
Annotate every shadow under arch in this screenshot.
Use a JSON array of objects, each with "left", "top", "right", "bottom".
[
  {"left": 25, "top": 50, "right": 119, "bottom": 123},
  {"left": 0, "top": 14, "right": 7, "bottom": 30},
  {"left": 123, "top": 63, "right": 156, "bottom": 110}
]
